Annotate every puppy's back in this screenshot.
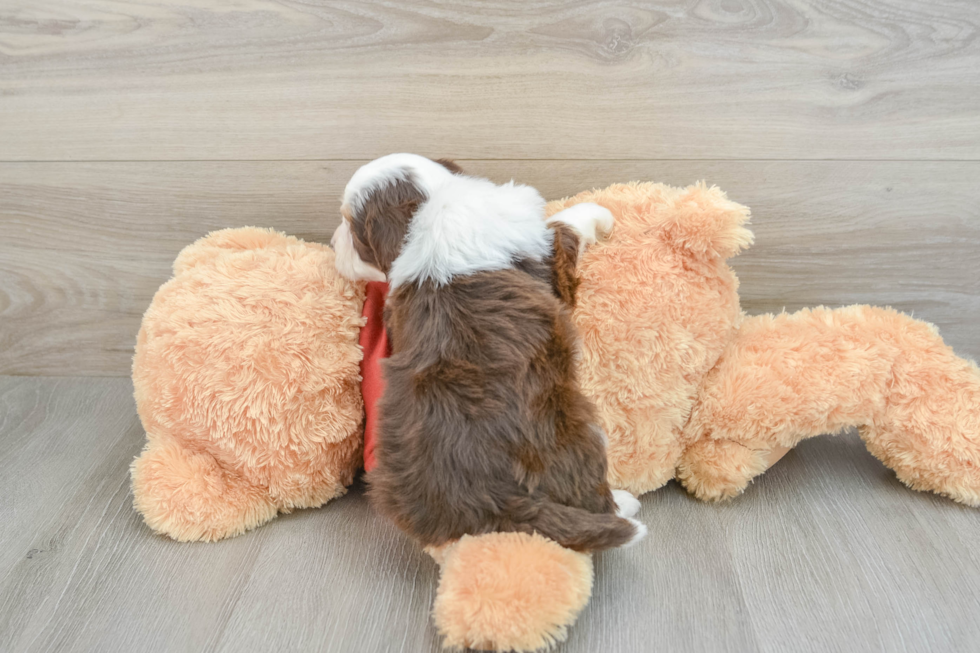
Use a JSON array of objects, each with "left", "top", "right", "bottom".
[{"left": 369, "top": 268, "right": 639, "bottom": 551}]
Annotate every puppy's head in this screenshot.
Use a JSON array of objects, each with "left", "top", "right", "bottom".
[{"left": 332, "top": 154, "right": 464, "bottom": 282}]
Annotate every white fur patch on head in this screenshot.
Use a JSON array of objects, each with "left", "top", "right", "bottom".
[
  {"left": 388, "top": 175, "right": 552, "bottom": 288},
  {"left": 339, "top": 153, "right": 554, "bottom": 289},
  {"left": 331, "top": 220, "right": 387, "bottom": 282},
  {"left": 343, "top": 153, "right": 452, "bottom": 217}
]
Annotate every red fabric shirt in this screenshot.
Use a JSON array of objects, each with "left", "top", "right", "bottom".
[{"left": 358, "top": 281, "right": 390, "bottom": 472}]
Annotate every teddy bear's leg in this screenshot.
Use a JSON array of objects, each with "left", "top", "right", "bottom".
[
  {"left": 131, "top": 437, "right": 277, "bottom": 542},
  {"left": 676, "top": 438, "right": 787, "bottom": 501},
  {"left": 429, "top": 532, "right": 594, "bottom": 652},
  {"left": 677, "top": 305, "right": 980, "bottom": 504},
  {"left": 856, "top": 325, "right": 980, "bottom": 506}
]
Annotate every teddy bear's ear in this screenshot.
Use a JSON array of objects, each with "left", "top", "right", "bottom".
[
  {"left": 546, "top": 182, "right": 753, "bottom": 262},
  {"left": 659, "top": 182, "right": 754, "bottom": 260},
  {"left": 173, "top": 227, "right": 294, "bottom": 276}
]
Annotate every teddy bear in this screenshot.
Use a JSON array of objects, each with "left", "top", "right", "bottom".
[{"left": 131, "top": 181, "right": 980, "bottom": 652}]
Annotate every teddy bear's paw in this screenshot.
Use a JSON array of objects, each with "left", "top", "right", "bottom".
[
  {"left": 676, "top": 438, "right": 772, "bottom": 502},
  {"left": 546, "top": 202, "right": 614, "bottom": 247},
  {"left": 131, "top": 439, "right": 278, "bottom": 542},
  {"left": 433, "top": 532, "right": 593, "bottom": 652},
  {"left": 611, "top": 489, "right": 641, "bottom": 519}
]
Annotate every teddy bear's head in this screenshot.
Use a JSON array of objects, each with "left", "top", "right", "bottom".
[{"left": 551, "top": 182, "right": 753, "bottom": 494}]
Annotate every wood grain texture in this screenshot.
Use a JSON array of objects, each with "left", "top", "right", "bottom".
[
  {"left": 3, "top": 376, "right": 980, "bottom": 652},
  {"left": 0, "top": 376, "right": 444, "bottom": 653},
  {"left": 1, "top": 0, "right": 978, "bottom": 160},
  {"left": 2, "top": 160, "right": 978, "bottom": 376}
]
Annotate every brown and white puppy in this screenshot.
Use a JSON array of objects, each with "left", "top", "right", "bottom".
[{"left": 332, "top": 154, "right": 645, "bottom": 552}]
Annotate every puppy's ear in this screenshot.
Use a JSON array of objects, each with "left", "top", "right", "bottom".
[
  {"left": 434, "top": 158, "right": 464, "bottom": 175},
  {"left": 359, "top": 179, "right": 426, "bottom": 272},
  {"left": 548, "top": 222, "right": 582, "bottom": 308},
  {"left": 363, "top": 201, "right": 416, "bottom": 272}
]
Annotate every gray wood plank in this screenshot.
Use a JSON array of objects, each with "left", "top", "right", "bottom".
[
  {"left": 1, "top": 1, "right": 978, "bottom": 161},
  {"left": 0, "top": 376, "right": 261, "bottom": 652},
  {"left": 721, "top": 435, "right": 980, "bottom": 652},
  {"left": 2, "top": 160, "right": 977, "bottom": 376},
  {"left": 569, "top": 490, "right": 759, "bottom": 653},
  {"left": 3, "top": 377, "right": 980, "bottom": 652},
  {"left": 0, "top": 376, "right": 443, "bottom": 653},
  {"left": 211, "top": 491, "right": 444, "bottom": 653}
]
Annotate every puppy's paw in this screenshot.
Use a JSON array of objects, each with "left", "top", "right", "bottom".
[
  {"left": 590, "top": 204, "right": 615, "bottom": 239},
  {"left": 623, "top": 518, "right": 648, "bottom": 548},
  {"left": 612, "top": 489, "right": 641, "bottom": 519},
  {"left": 547, "top": 203, "right": 615, "bottom": 247}
]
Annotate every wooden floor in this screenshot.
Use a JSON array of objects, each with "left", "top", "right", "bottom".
[
  {"left": 1, "top": 1, "right": 979, "bottom": 651},
  {"left": 3, "top": 376, "right": 980, "bottom": 652}
]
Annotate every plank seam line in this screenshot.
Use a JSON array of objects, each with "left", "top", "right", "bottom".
[{"left": 1, "top": 158, "right": 980, "bottom": 164}]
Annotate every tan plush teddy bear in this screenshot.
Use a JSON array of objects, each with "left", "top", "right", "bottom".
[
  {"left": 556, "top": 183, "right": 980, "bottom": 507},
  {"left": 131, "top": 182, "right": 980, "bottom": 652}
]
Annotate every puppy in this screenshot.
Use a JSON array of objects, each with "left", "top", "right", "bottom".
[{"left": 332, "top": 154, "right": 646, "bottom": 552}]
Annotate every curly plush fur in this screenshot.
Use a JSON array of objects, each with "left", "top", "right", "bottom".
[
  {"left": 131, "top": 227, "right": 365, "bottom": 542},
  {"left": 131, "top": 182, "right": 979, "bottom": 651},
  {"left": 551, "top": 182, "right": 980, "bottom": 506}
]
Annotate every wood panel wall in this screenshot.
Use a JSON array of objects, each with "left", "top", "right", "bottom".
[{"left": 1, "top": 1, "right": 978, "bottom": 375}]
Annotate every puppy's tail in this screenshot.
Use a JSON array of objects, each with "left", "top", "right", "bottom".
[{"left": 507, "top": 498, "right": 646, "bottom": 553}]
